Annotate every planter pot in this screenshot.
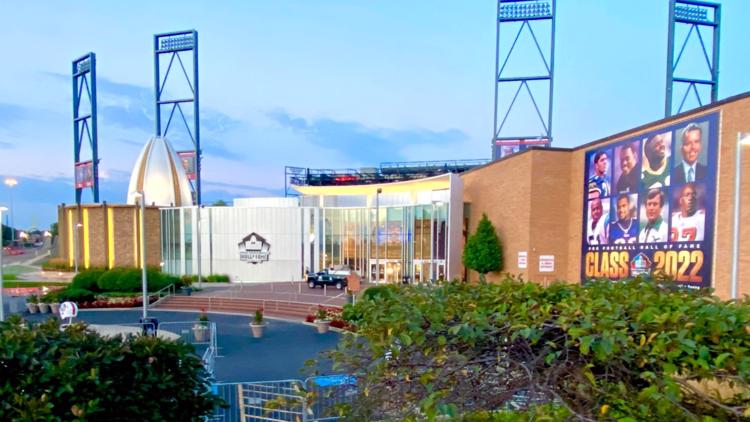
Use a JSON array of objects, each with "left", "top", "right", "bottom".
[
  {"left": 314, "top": 320, "right": 331, "bottom": 334},
  {"left": 26, "top": 303, "right": 39, "bottom": 314},
  {"left": 38, "top": 303, "right": 50, "bottom": 313},
  {"left": 49, "top": 303, "right": 60, "bottom": 314},
  {"left": 193, "top": 325, "right": 209, "bottom": 343},
  {"left": 181, "top": 287, "right": 193, "bottom": 296},
  {"left": 250, "top": 323, "right": 266, "bottom": 338}
]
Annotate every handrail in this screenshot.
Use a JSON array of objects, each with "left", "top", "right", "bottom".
[{"left": 151, "top": 283, "right": 176, "bottom": 306}]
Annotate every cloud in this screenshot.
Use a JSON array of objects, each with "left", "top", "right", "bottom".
[
  {"left": 0, "top": 140, "right": 14, "bottom": 149},
  {"left": 267, "top": 109, "right": 470, "bottom": 165},
  {"left": 0, "top": 102, "right": 27, "bottom": 125}
]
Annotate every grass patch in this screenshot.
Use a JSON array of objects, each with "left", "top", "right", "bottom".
[
  {"left": 3, "top": 274, "right": 19, "bottom": 281},
  {"left": 2, "top": 281, "right": 69, "bottom": 288},
  {"left": 3, "top": 265, "right": 37, "bottom": 275}
]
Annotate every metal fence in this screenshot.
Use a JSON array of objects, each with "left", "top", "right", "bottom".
[
  {"left": 207, "top": 375, "right": 357, "bottom": 422},
  {"left": 158, "top": 321, "right": 218, "bottom": 375}
]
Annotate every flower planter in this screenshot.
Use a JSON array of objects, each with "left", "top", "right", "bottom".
[
  {"left": 314, "top": 320, "right": 331, "bottom": 334},
  {"left": 38, "top": 303, "right": 50, "bottom": 313},
  {"left": 49, "top": 303, "right": 61, "bottom": 314},
  {"left": 26, "top": 303, "right": 39, "bottom": 314},
  {"left": 250, "top": 323, "right": 266, "bottom": 338},
  {"left": 192, "top": 325, "right": 209, "bottom": 343}
]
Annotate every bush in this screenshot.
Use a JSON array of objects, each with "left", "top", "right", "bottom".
[
  {"left": 41, "top": 257, "right": 72, "bottom": 271},
  {"left": 329, "top": 277, "right": 750, "bottom": 420},
  {"left": 71, "top": 269, "right": 106, "bottom": 291},
  {"left": 361, "top": 285, "right": 397, "bottom": 302},
  {"left": 0, "top": 316, "right": 224, "bottom": 421},
  {"left": 206, "top": 274, "right": 230, "bottom": 283},
  {"left": 97, "top": 267, "right": 126, "bottom": 292},
  {"left": 55, "top": 287, "right": 95, "bottom": 303}
]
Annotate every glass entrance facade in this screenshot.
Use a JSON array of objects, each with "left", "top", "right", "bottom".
[{"left": 319, "top": 202, "right": 448, "bottom": 283}]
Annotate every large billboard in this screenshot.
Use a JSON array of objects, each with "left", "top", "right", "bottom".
[
  {"left": 581, "top": 112, "right": 718, "bottom": 289},
  {"left": 493, "top": 138, "right": 550, "bottom": 159}
]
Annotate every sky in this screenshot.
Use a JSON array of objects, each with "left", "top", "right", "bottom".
[{"left": 0, "top": 0, "right": 748, "bottom": 229}]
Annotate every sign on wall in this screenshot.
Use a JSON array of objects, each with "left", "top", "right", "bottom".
[
  {"left": 518, "top": 251, "right": 528, "bottom": 269},
  {"left": 539, "top": 255, "right": 554, "bottom": 273},
  {"left": 238, "top": 232, "right": 271, "bottom": 264},
  {"left": 581, "top": 112, "right": 718, "bottom": 289}
]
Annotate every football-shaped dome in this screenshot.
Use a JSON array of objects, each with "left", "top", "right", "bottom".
[{"left": 127, "top": 136, "right": 194, "bottom": 207}]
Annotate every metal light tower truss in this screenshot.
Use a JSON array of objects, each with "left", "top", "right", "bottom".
[
  {"left": 72, "top": 52, "right": 99, "bottom": 204},
  {"left": 492, "top": 0, "right": 555, "bottom": 160},
  {"left": 154, "top": 30, "right": 201, "bottom": 204},
  {"left": 665, "top": 0, "right": 720, "bottom": 117}
]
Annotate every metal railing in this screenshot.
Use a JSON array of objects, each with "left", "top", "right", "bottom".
[
  {"left": 208, "top": 375, "right": 356, "bottom": 422},
  {"left": 151, "top": 283, "right": 177, "bottom": 306}
]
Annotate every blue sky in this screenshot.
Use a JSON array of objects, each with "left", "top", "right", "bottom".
[{"left": 0, "top": 0, "right": 748, "bottom": 228}]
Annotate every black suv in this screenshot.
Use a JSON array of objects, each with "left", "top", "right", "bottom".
[{"left": 307, "top": 270, "right": 348, "bottom": 290}]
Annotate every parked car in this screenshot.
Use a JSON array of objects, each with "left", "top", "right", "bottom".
[
  {"left": 307, "top": 270, "right": 348, "bottom": 290},
  {"left": 3, "top": 246, "right": 24, "bottom": 255}
]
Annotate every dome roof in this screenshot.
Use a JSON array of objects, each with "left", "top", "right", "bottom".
[{"left": 127, "top": 136, "right": 194, "bottom": 207}]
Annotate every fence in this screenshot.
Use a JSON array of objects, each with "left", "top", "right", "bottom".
[
  {"left": 158, "top": 321, "right": 218, "bottom": 375},
  {"left": 208, "top": 375, "right": 357, "bottom": 422}
]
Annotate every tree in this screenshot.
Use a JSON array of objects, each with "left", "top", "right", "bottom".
[
  {"left": 462, "top": 213, "right": 503, "bottom": 282},
  {"left": 0, "top": 316, "right": 224, "bottom": 421},
  {"left": 330, "top": 277, "right": 750, "bottom": 420},
  {"left": 212, "top": 199, "right": 228, "bottom": 206}
]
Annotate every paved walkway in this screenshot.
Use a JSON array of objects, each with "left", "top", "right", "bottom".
[{"left": 21, "top": 309, "right": 341, "bottom": 382}]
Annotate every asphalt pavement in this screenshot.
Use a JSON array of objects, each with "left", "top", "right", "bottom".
[{"left": 16, "top": 309, "right": 342, "bottom": 383}]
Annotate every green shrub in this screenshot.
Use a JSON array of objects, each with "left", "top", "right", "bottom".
[
  {"left": 2, "top": 274, "right": 18, "bottom": 281},
  {"left": 331, "top": 277, "right": 750, "bottom": 420},
  {"left": 55, "top": 287, "right": 95, "bottom": 303},
  {"left": 361, "top": 285, "right": 397, "bottom": 302},
  {"left": 71, "top": 269, "right": 106, "bottom": 291},
  {"left": 97, "top": 268, "right": 125, "bottom": 292},
  {"left": 0, "top": 316, "right": 224, "bottom": 421},
  {"left": 206, "top": 274, "right": 230, "bottom": 283},
  {"left": 41, "top": 257, "right": 72, "bottom": 271}
]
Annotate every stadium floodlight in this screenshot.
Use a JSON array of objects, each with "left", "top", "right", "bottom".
[
  {"left": 731, "top": 134, "right": 750, "bottom": 299},
  {"left": 674, "top": 4, "right": 708, "bottom": 22},
  {"left": 498, "top": 0, "right": 552, "bottom": 21}
]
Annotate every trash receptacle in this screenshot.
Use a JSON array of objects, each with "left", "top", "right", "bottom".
[
  {"left": 140, "top": 317, "right": 159, "bottom": 337},
  {"left": 402, "top": 275, "right": 411, "bottom": 285}
]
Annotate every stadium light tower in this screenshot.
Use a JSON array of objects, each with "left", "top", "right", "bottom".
[
  {"left": 665, "top": 0, "right": 721, "bottom": 117},
  {"left": 154, "top": 30, "right": 201, "bottom": 205},
  {"left": 72, "top": 53, "right": 100, "bottom": 204},
  {"left": 4, "top": 178, "right": 17, "bottom": 243},
  {"left": 492, "top": 0, "right": 556, "bottom": 160}
]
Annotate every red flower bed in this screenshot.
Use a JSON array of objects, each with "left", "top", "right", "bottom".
[
  {"left": 78, "top": 296, "right": 158, "bottom": 309},
  {"left": 306, "top": 305, "right": 355, "bottom": 332}
]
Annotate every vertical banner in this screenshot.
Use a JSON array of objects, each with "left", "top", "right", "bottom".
[
  {"left": 581, "top": 112, "right": 718, "bottom": 289},
  {"left": 177, "top": 150, "right": 197, "bottom": 180},
  {"left": 74, "top": 160, "right": 94, "bottom": 189}
]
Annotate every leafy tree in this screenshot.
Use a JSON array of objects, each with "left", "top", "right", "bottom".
[
  {"left": 462, "top": 213, "right": 503, "bottom": 282},
  {"left": 212, "top": 199, "right": 228, "bottom": 206},
  {"left": 326, "top": 277, "right": 750, "bottom": 421},
  {"left": 50, "top": 222, "right": 59, "bottom": 237},
  {"left": 0, "top": 316, "right": 224, "bottom": 421}
]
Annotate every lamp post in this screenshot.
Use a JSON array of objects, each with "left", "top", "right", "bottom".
[
  {"left": 196, "top": 205, "right": 202, "bottom": 289},
  {"left": 4, "top": 178, "right": 17, "bottom": 244},
  {"left": 375, "top": 188, "right": 382, "bottom": 283},
  {"left": 131, "top": 191, "right": 148, "bottom": 319},
  {"left": 0, "top": 206, "right": 8, "bottom": 322},
  {"left": 731, "top": 134, "right": 750, "bottom": 299},
  {"left": 73, "top": 223, "right": 83, "bottom": 274}
]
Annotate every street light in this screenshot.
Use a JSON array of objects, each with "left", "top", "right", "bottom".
[
  {"left": 375, "top": 188, "right": 382, "bottom": 283},
  {"left": 431, "top": 201, "right": 444, "bottom": 282},
  {"left": 73, "top": 223, "right": 83, "bottom": 273},
  {"left": 131, "top": 191, "right": 148, "bottom": 319},
  {"left": 0, "top": 206, "right": 8, "bottom": 322},
  {"left": 731, "top": 134, "right": 750, "bottom": 299},
  {"left": 4, "top": 178, "right": 17, "bottom": 244}
]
